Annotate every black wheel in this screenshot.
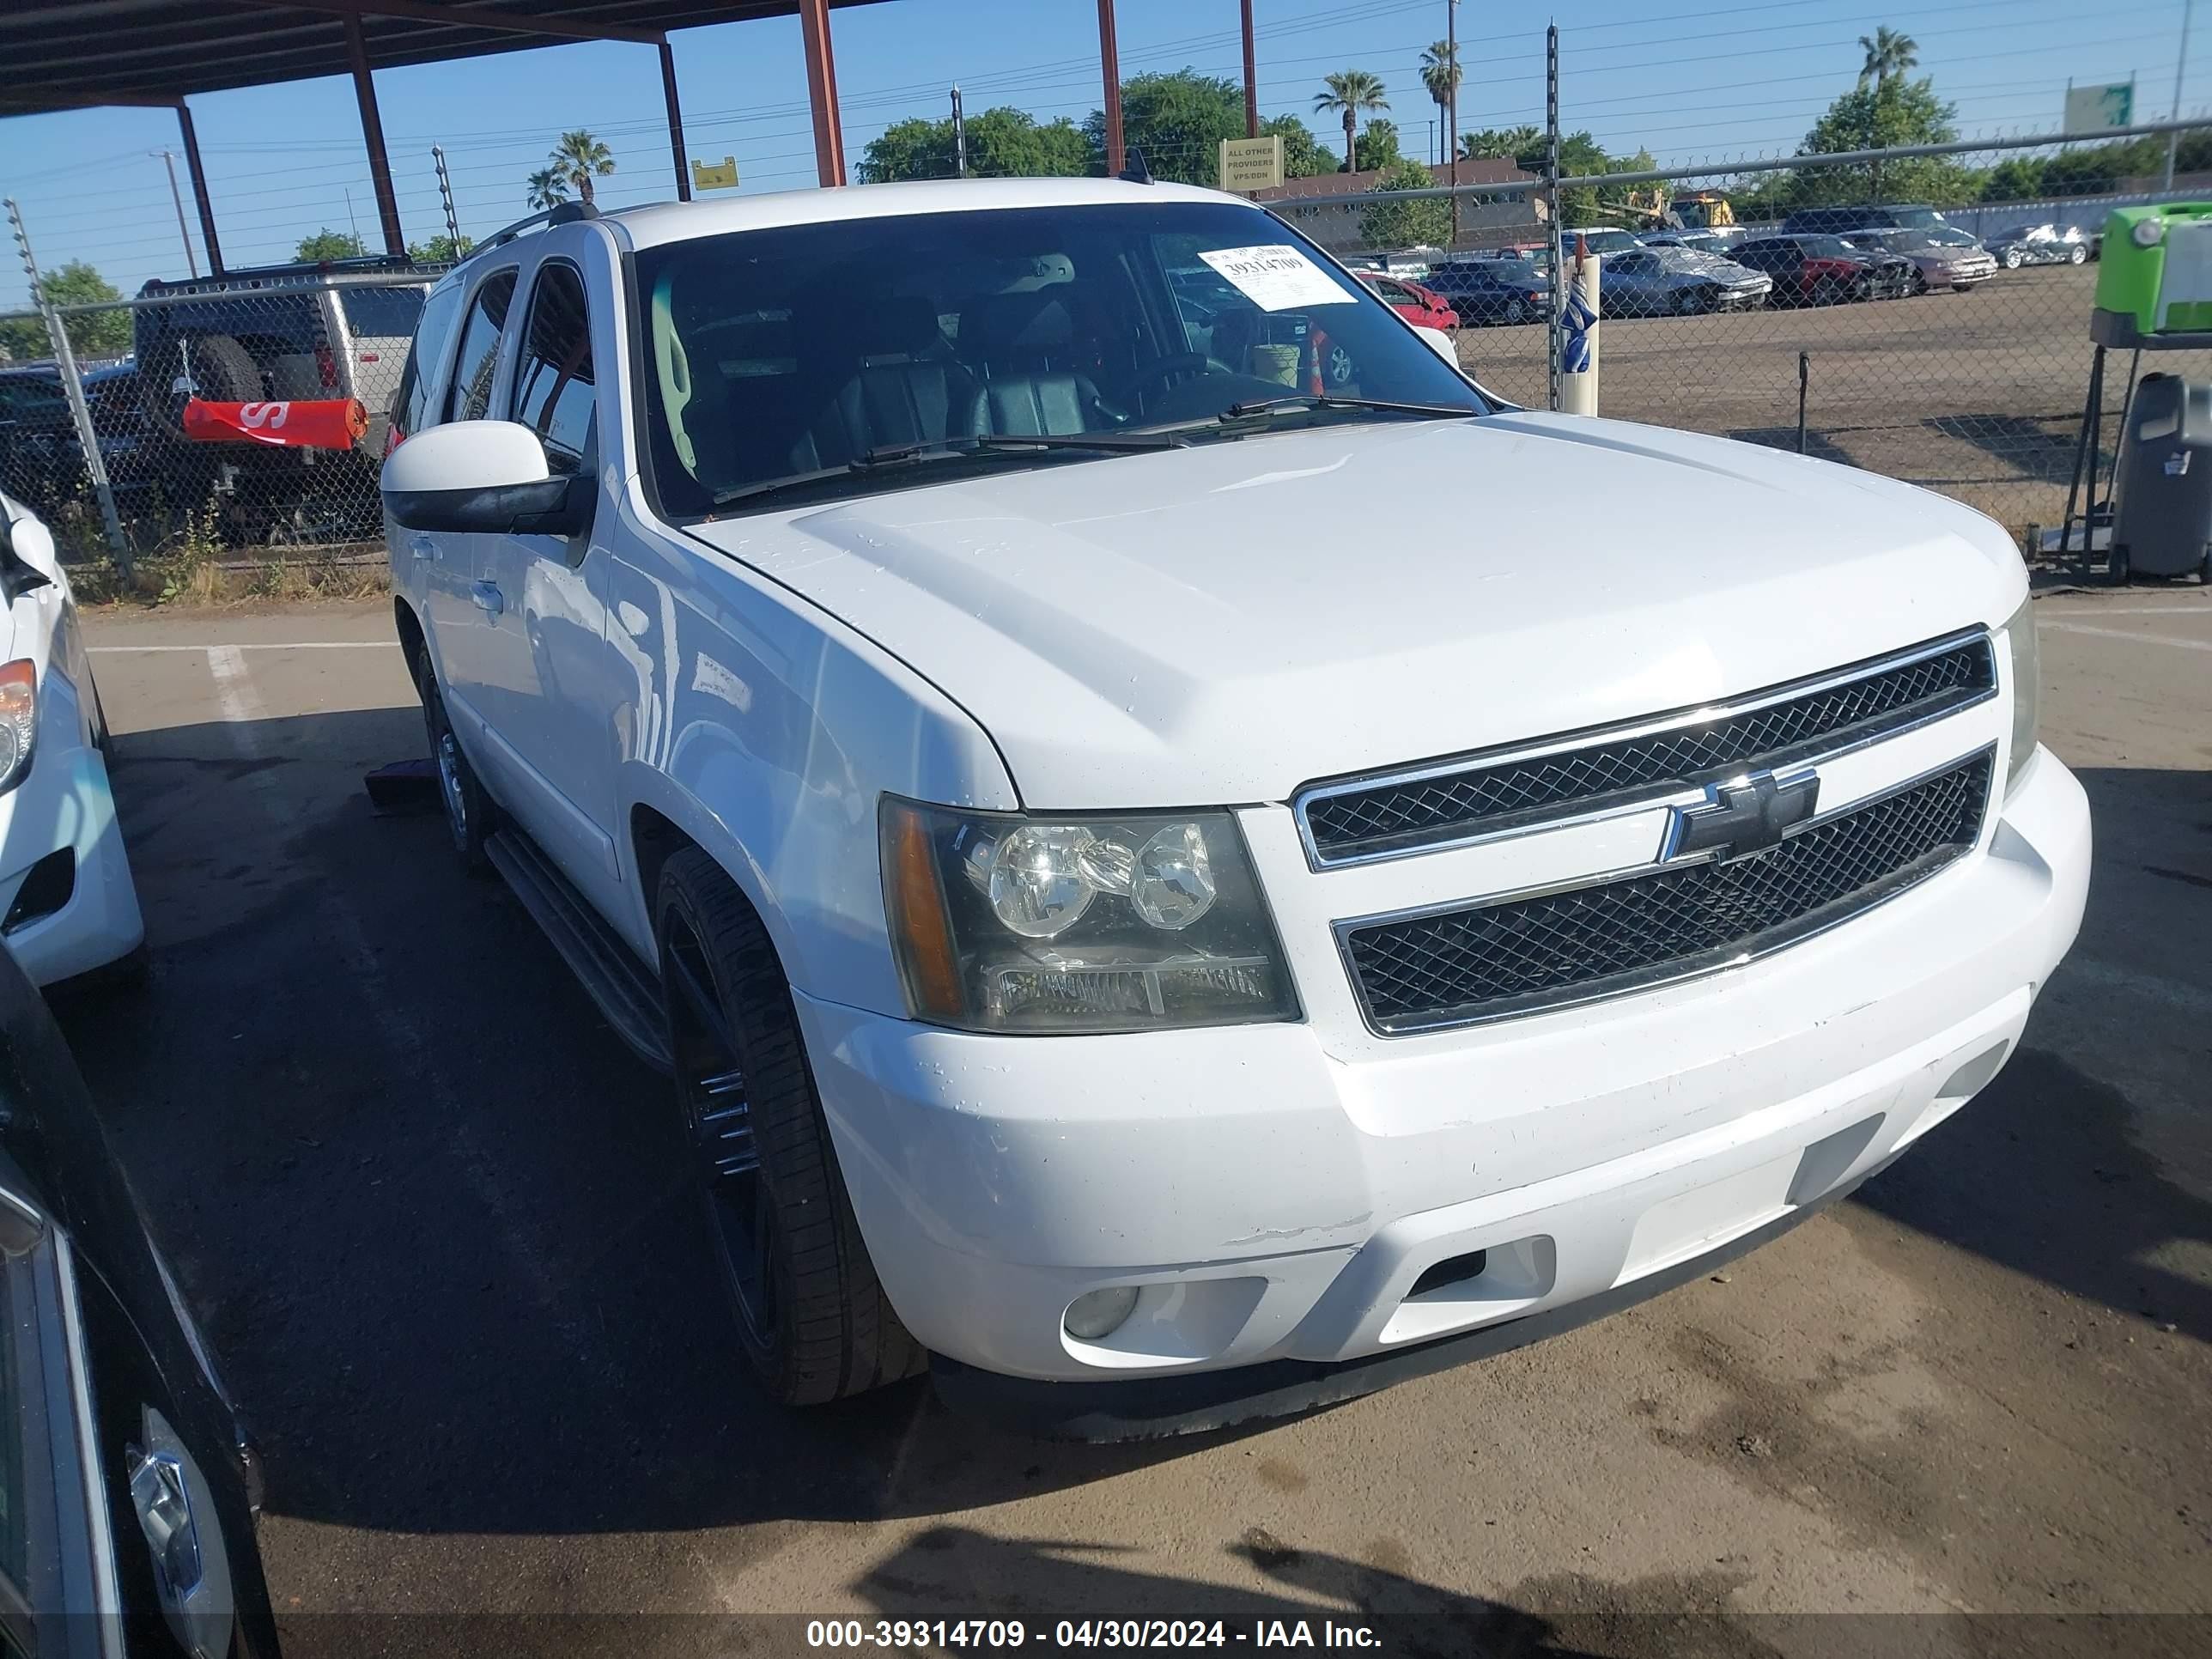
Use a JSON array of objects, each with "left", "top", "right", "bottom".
[
  {"left": 1503, "top": 297, "right": 1527, "bottom": 325},
  {"left": 654, "top": 848, "right": 924, "bottom": 1406},
  {"left": 2110, "top": 544, "right": 2132, "bottom": 586},
  {"left": 1813, "top": 276, "right": 1844, "bottom": 307},
  {"left": 1911, "top": 270, "right": 1930, "bottom": 295},
  {"left": 417, "top": 662, "right": 495, "bottom": 872}
]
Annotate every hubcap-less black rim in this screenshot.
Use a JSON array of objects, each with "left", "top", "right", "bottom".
[
  {"left": 662, "top": 915, "right": 775, "bottom": 1349},
  {"left": 436, "top": 728, "right": 468, "bottom": 845}
]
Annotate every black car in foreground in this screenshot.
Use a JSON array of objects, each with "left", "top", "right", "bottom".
[
  {"left": 1419, "top": 258, "right": 1554, "bottom": 325},
  {"left": 0, "top": 933, "right": 280, "bottom": 1658}
]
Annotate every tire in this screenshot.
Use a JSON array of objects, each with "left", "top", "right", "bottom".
[
  {"left": 147, "top": 333, "right": 263, "bottom": 442},
  {"left": 654, "top": 848, "right": 924, "bottom": 1406},
  {"left": 2069, "top": 245, "right": 2087, "bottom": 265},
  {"left": 1672, "top": 287, "right": 1700, "bottom": 316},
  {"left": 2200, "top": 544, "right": 2211, "bottom": 586},
  {"left": 2003, "top": 249, "right": 2023, "bottom": 270},
  {"left": 1323, "top": 343, "right": 1355, "bottom": 386},
  {"left": 417, "top": 662, "right": 495, "bottom": 873},
  {"left": 1911, "top": 271, "right": 1930, "bottom": 296},
  {"left": 2110, "top": 544, "right": 2132, "bottom": 586},
  {"left": 1503, "top": 297, "right": 1527, "bottom": 325},
  {"left": 1813, "top": 276, "right": 1844, "bottom": 307}
]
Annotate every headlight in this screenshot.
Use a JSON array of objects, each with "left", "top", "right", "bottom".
[
  {"left": 880, "top": 799, "right": 1300, "bottom": 1034},
  {"left": 2002, "top": 593, "right": 2039, "bottom": 795},
  {"left": 0, "top": 660, "right": 35, "bottom": 793}
]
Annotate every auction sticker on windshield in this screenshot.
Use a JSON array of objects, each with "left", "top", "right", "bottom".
[{"left": 1197, "top": 245, "right": 1358, "bottom": 311}]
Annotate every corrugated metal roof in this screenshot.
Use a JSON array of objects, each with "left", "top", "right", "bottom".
[{"left": 0, "top": 1, "right": 886, "bottom": 114}]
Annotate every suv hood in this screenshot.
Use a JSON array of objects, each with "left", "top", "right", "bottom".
[{"left": 683, "top": 415, "right": 2024, "bottom": 809}]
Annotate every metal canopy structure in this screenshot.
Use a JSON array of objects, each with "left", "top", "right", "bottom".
[{"left": 1, "top": 0, "right": 885, "bottom": 270}]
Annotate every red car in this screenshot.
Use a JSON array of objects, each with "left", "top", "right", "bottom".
[{"left": 1353, "top": 270, "right": 1459, "bottom": 331}]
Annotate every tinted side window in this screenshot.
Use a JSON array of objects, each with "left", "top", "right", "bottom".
[
  {"left": 338, "top": 285, "right": 428, "bottom": 341},
  {"left": 393, "top": 282, "right": 467, "bottom": 442},
  {"left": 445, "top": 270, "right": 518, "bottom": 424},
  {"left": 510, "top": 264, "right": 596, "bottom": 476}
]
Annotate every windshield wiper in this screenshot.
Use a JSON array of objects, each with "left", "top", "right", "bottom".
[
  {"left": 1215, "top": 393, "right": 1480, "bottom": 422},
  {"left": 708, "top": 431, "right": 1185, "bottom": 510}
]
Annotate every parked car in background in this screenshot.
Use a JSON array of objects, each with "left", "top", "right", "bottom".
[
  {"left": 0, "top": 491, "right": 144, "bottom": 987},
  {"left": 1783, "top": 204, "right": 1956, "bottom": 235},
  {"left": 1731, "top": 234, "right": 1909, "bottom": 304},
  {"left": 0, "top": 938, "right": 281, "bottom": 1656},
  {"left": 1353, "top": 270, "right": 1459, "bottom": 332},
  {"left": 1842, "top": 229, "right": 1997, "bottom": 292},
  {"left": 383, "top": 178, "right": 2085, "bottom": 1437},
  {"left": 1983, "top": 223, "right": 2090, "bottom": 270},
  {"left": 1423, "top": 258, "right": 1553, "bottom": 325},
  {"left": 1597, "top": 246, "right": 1771, "bottom": 315},
  {"left": 1557, "top": 226, "right": 1641, "bottom": 256},
  {"left": 0, "top": 362, "right": 149, "bottom": 514},
  {"left": 1638, "top": 229, "right": 1737, "bottom": 254}
]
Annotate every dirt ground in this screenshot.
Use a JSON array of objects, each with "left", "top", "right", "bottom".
[
  {"left": 58, "top": 587, "right": 2212, "bottom": 1658},
  {"left": 1453, "top": 263, "right": 2212, "bottom": 541}
]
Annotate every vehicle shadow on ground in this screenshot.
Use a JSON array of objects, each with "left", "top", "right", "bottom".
[
  {"left": 53, "top": 706, "right": 2211, "bottom": 1541},
  {"left": 1923, "top": 412, "right": 2084, "bottom": 483}
]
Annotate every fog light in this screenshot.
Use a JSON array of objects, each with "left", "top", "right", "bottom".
[{"left": 1063, "top": 1285, "right": 1139, "bottom": 1341}]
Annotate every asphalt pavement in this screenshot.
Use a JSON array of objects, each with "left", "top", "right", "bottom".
[{"left": 62, "top": 586, "right": 2212, "bottom": 1659}]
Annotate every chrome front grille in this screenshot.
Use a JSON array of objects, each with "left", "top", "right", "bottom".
[
  {"left": 1339, "top": 750, "right": 1994, "bottom": 1035},
  {"left": 1295, "top": 632, "right": 1996, "bottom": 868}
]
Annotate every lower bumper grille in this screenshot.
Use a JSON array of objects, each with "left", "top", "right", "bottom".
[{"left": 1341, "top": 750, "right": 1994, "bottom": 1034}]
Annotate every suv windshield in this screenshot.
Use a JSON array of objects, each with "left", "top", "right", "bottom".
[{"left": 635, "top": 201, "right": 1486, "bottom": 519}]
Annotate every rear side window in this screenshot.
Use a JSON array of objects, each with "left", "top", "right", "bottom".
[
  {"left": 445, "top": 270, "right": 518, "bottom": 423},
  {"left": 392, "top": 282, "right": 467, "bottom": 443},
  {"left": 338, "top": 285, "right": 428, "bottom": 341},
  {"left": 510, "top": 264, "right": 595, "bottom": 476}
]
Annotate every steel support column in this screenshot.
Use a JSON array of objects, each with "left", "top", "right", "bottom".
[
  {"left": 660, "top": 38, "right": 692, "bottom": 200},
  {"left": 797, "top": 0, "right": 845, "bottom": 187},
  {"left": 342, "top": 12, "right": 405, "bottom": 255},
  {"left": 1098, "top": 0, "right": 1125, "bottom": 175},
  {"left": 173, "top": 100, "right": 223, "bottom": 275}
]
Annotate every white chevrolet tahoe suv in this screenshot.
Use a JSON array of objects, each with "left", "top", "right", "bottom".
[{"left": 382, "top": 180, "right": 2089, "bottom": 1437}]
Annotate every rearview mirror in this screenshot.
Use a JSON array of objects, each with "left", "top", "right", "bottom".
[{"left": 381, "top": 420, "right": 591, "bottom": 538}]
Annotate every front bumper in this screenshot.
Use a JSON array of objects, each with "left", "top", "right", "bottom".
[
  {"left": 800, "top": 750, "right": 2088, "bottom": 1419},
  {"left": 0, "top": 717, "right": 144, "bottom": 986}
]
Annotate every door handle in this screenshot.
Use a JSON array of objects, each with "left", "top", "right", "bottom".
[
  {"left": 471, "top": 580, "right": 505, "bottom": 619},
  {"left": 408, "top": 534, "right": 439, "bottom": 562}
]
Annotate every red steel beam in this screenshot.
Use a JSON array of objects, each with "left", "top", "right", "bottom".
[
  {"left": 797, "top": 0, "right": 845, "bottom": 187},
  {"left": 1097, "top": 0, "right": 1124, "bottom": 175},
  {"left": 343, "top": 11, "right": 408, "bottom": 256}
]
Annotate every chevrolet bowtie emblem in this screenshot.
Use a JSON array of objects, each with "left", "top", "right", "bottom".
[{"left": 1666, "top": 769, "right": 1820, "bottom": 862}]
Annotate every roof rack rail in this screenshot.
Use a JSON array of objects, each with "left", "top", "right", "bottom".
[{"left": 460, "top": 200, "right": 601, "bottom": 265}]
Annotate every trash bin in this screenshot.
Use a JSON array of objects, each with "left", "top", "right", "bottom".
[{"left": 2111, "top": 373, "right": 2212, "bottom": 583}]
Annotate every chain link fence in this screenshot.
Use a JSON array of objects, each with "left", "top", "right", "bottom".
[
  {"left": 1, "top": 270, "right": 431, "bottom": 573},
  {"left": 9, "top": 120, "right": 2212, "bottom": 567}
]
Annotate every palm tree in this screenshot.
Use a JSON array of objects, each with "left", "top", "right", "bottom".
[
  {"left": 525, "top": 166, "right": 570, "bottom": 210},
  {"left": 546, "top": 129, "right": 617, "bottom": 205},
  {"left": 1856, "top": 27, "right": 1919, "bottom": 89},
  {"left": 1419, "top": 42, "right": 1461, "bottom": 165},
  {"left": 1462, "top": 125, "right": 1541, "bottom": 162},
  {"left": 1314, "top": 70, "right": 1389, "bottom": 173}
]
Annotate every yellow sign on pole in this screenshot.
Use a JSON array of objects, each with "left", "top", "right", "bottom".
[
  {"left": 1218, "top": 135, "right": 1285, "bottom": 195},
  {"left": 690, "top": 155, "right": 740, "bottom": 191}
]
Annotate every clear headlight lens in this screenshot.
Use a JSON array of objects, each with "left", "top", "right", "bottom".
[
  {"left": 2002, "top": 593, "right": 2039, "bottom": 795},
  {"left": 0, "top": 660, "right": 35, "bottom": 793},
  {"left": 881, "top": 799, "right": 1299, "bottom": 1034}
]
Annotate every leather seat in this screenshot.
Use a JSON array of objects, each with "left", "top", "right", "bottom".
[
  {"left": 792, "top": 295, "right": 981, "bottom": 470},
  {"left": 963, "top": 290, "right": 1115, "bottom": 438}
]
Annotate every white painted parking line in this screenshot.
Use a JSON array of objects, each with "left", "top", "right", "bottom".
[
  {"left": 2042, "top": 621, "right": 2212, "bottom": 652},
  {"left": 91, "top": 641, "right": 399, "bottom": 653}
]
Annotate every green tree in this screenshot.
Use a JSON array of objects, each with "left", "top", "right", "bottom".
[
  {"left": 1085, "top": 70, "right": 1247, "bottom": 185},
  {"left": 1979, "top": 156, "right": 2049, "bottom": 203},
  {"left": 295, "top": 228, "right": 367, "bottom": 261},
  {"left": 547, "top": 130, "right": 615, "bottom": 205},
  {"left": 1856, "top": 26, "right": 1919, "bottom": 89},
  {"left": 1419, "top": 41, "right": 1461, "bottom": 163},
  {"left": 1314, "top": 70, "right": 1389, "bottom": 173},
  {"left": 0, "top": 261, "right": 128, "bottom": 362},
  {"left": 526, "top": 166, "right": 570, "bottom": 210},
  {"left": 860, "top": 106, "right": 1088, "bottom": 182},
  {"left": 1353, "top": 118, "right": 1404, "bottom": 173},
  {"left": 409, "top": 233, "right": 477, "bottom": 264},
  {"left": 1360, "top": 157, "right": 1449, "bottom": 249},
  {"left": 1261, "top": 112, "right": 1336, "bottom": 177},
  {"left": 1789, "top": 76, "right": 1970, "bottom": 205}
]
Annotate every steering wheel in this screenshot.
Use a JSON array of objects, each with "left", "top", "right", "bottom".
[{"left": 1127, "top": 352, "right": 1234, "bottom": 414}]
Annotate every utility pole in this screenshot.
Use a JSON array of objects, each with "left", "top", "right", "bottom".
[
  {"left": 951, "top": 85, "right": 968, "bottom": 177},
  {"left": 1241, "top": 0, "right": 1259, "bottom": 138},
  {"left": 432, "top": 145, "right": 460, "bottom": 249},
  {"left": 6, "top": 198, "right": 125, "bottom": 566},
  {"left": 344, "top": 188, "right": 362, "bottom": 252},
  {"left": 151, "top": 150, "right": 198, "bottom": 277},
  {"left": 1448, "top": 0, "right": 1462, "bottom": 248},
  {"left": 2165, "top": 0, "right": 2195, "bottom": 191},
  {"left": 1098, "top": 0, "right": 1125, "bottom": 176}
]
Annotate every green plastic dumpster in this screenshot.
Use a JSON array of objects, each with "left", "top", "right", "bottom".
[{"left": 2091, "top": 203, "right": 2212, "bottom": 346}]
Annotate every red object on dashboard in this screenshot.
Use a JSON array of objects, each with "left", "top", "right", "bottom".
[{"left": 180, "top": 398, "right": 368, "bottom": 450}]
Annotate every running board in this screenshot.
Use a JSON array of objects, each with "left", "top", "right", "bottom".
[{"left": 485, "top": 830, "right": 672, "bottom": 1073}]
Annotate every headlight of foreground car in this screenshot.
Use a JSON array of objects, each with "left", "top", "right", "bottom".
[
  {"left": 2002, "top": 592, "right": 2039, "bottom": 795},
  {"left": 880, "top": 799, "right": 1300, "bottom": 1034},
  {"left": 0, "top": 660, "right": 35, "bottom": 793}
]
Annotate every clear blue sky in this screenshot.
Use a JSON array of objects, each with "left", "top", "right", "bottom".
[{"left": 0, "top": 0, "right": 2197, "bottom": 308}]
